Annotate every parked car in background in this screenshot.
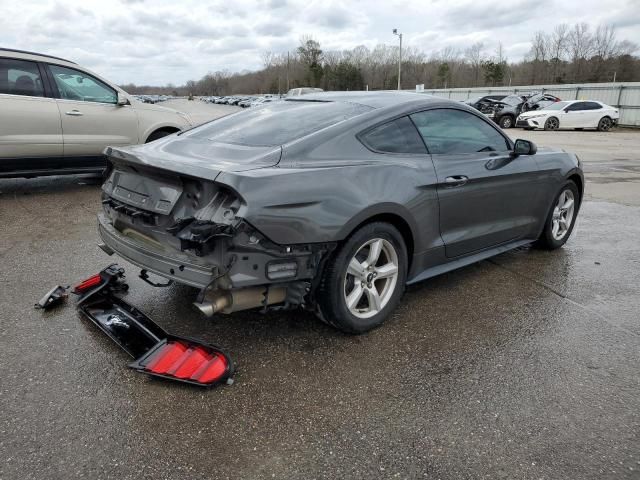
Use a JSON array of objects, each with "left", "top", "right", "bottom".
[
  {"left": 249, "top": 97, "right": 277, "bottom": 107},
  {"left": 287, "top": 87, "right": 324, "bottom": 97},
  {"left": 517, "top": 100, "right": 619, "bottom": 131},
  {"left": 0, "top": 48, "right": 193, "bottom": 178},
  {"left": 239, "top": 97, "right": 258, "bottom": 107},
  {"left": 463, "top": 95, "right": 507, "bottom": 114},
  {"left": 485, "top": 93, "right": 561, "bottom": 129},
  {"left": 97, "top": 91, "right": 583, "bottom": 334}
]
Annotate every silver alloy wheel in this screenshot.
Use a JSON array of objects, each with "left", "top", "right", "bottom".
[
  {"left": 551, "top": 189, "right": 576, "bottom": 241},
  {"left": 546, "top": 117, "right": 559, "bottom": 130},
  {"left": 343, "top": 238, "right": 399, "bottom": 319}
]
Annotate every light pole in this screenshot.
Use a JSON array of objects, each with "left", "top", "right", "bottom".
[{"left": 393, "top": 28, "right": 402, "bottom": 90}]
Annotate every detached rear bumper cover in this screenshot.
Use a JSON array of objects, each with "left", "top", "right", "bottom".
[{"left": 98, "top": 212, "right": 215, "bottom": 288}]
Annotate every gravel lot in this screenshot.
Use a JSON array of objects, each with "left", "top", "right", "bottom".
[{"left": 1, "top": 100, "right": 639, "bottom": 480}]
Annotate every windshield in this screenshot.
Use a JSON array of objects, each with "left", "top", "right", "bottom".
[
  {"left": 187, "top": 100, "right": 372, "bottom": 146},
  {"left": 542, "top": 101, "right": 570, "bottom": 111}
]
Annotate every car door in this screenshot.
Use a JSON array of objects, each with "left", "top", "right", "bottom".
[
  {"left": 0, "top": 57, "right": 63, "bottom": 175},
  {"left": 562, "top": 102, "right": 588, "bottom": 128},
  {"left": 46, "top": 63, "right": 138, "bottom": 167},
  {"left": 410, "top": 108, "right": 543, "bottom": 258},
  {"left": 583, "top": 101, "right": 603, "bottom": 127}
]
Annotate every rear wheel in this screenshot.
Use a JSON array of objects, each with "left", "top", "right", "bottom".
[
  {"left": 316, "top": 222, "right": 407, "bottom": 334},
  {"left": 544, "top": 117, "right": 559, "bottom": 130},
  {"left": 536, "top": 181, "right": 579, "bottom": 250},
  {"left": 597, "top": 116, "right": 613, "bottom": 132}
]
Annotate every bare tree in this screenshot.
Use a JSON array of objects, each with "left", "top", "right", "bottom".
[
  {"left": 550, "top": 23, "right": 569, "bottom": 82},
  {"left": 568, "top": 23, "right": 595, "bottom": 81},
  {"left": 465, "top": 42, "right": 484, "bottom": 87}
]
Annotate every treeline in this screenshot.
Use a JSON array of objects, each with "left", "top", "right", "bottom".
[{"left": 122, "top": 23, "right": 639, "bottom": 96}]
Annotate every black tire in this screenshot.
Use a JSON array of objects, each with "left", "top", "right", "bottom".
[
  {"left": 146, "top": 129, "right": 175, "bottom": 143},
  {"left": 597, "top": 116, "right": 613, "bottom": 132},
  {"left": 535, "top": 180, "right": 580, "bottom": 250},
  {"left": 316, "top": 222, "right": 408, "bottom": 334},
  {"left": 499, "top": 115, "right": 514, "bottom": 129},
  {"left": 544, "top": 116, "right": 559, "bottom": 131}
]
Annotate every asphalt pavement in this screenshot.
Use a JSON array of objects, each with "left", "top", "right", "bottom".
[{"left": 0, "top": 103, "right": 639, "bottom": 479}]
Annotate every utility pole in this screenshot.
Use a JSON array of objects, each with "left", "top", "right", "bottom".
[
  {"left": 393, "top": 29, "right": 402, "bottom": 90},
  {"left": 286, "top": 51, "right": 290, "bottom": 92}
]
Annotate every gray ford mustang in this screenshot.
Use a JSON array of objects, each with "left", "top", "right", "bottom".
[{"left": 98, "top": 91, "right": 583, "bottom": 333}]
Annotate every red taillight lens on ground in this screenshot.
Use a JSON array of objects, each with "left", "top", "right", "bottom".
[
  {"left": 130, "top": 339, "right": 231, "bottom": 387},
  {"left": 73, "top": 273, "right": 103, "bottom": 294},
  {"left": 76, "top": 264, "right": 233, "bottom": 388}
]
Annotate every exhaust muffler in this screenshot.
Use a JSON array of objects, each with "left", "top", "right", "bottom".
[{"left": 194, "top": 285, "right": 287, "bottom": 317}]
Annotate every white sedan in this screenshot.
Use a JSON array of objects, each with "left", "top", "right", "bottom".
[{"left": 516, "top": 100, "right": 619, "bottom": 131}]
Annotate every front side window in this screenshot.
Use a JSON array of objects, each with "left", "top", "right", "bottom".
[
  {"left": 49, "top": 64, "right": 117, "bottom": 104},
  {"left": 0, "top": 58, "right": 45, "bottom": 97},
  {"left": 410, "top": 109, "right": 510, "bottom": 154},
  {"left": 359, "top": 116, "right": 427, "bottom": 154}
]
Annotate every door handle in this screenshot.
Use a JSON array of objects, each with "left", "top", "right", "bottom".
[
  {"left": 65, "top": 110, "right": 83, "bottom": 116},
  {"left": 444, "top": 175, "right": 469, "bottom": 187}
]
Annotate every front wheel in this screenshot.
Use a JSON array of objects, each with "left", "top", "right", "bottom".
[
  {"left": 536, "top": 181, "right": 579, "bottom": 249},
  {"left": 544, "top": 117, "right": 559, "bottom": 130},
  {"left": 316, "top": 222, "right": 407, "bottom": 333},
  {"left": 499, "top": 115, "right": 514, "bottom": 129}
]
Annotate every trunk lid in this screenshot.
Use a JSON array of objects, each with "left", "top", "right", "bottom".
[{"left": 105, "top": 135, "right": 282, "bottom": 181}]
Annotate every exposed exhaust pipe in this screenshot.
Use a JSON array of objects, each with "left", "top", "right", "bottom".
[{"left": 194, "top": 286, "right": 287, "bottom": 317}]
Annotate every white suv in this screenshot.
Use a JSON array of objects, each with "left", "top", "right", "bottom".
[{"left": 0, "top": 48, "right": 193, "bottom": 178}]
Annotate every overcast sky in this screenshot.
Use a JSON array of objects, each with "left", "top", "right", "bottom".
[{"left": 1, "top": 0, "right": 639, "bottom": 85}]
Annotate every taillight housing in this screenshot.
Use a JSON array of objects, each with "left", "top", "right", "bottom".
[
  {"left": 129, "top": 339, "right": 232, "bottom": 386},
  {"left": 73, "top": 273, "right": 103, "bottom": 294}
]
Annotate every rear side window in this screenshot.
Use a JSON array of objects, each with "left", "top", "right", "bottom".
[
  {"left": 0, "top": 58, "right": 45, "bottom": 97},
  {"left": 188, "top": 100, "right": 372, "bottom": 146},
  {"left": 567, "top": 102, "right": 587, "bottom": 111},
  {"left": 359, "top": 116, "right": 427, "bottom": 154},
  {"left": 584, "top": 102, "right": 602, "bottom": 110},
  {"left": 410, "top": 109, "right": 510, "bottom": 154}
]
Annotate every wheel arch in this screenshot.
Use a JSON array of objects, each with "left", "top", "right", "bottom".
[
  {"left": 567, "top": 172, "right": 583, "bottom": 203},
  {"left": 145, "top": 126, "right": 181, "bottom": 143},
  {"left": 339, "top": 209, "right": 416, "bottom": 271}
]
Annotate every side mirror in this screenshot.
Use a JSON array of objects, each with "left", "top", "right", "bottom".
[
  {"left": 116, "top": 92, "right": 130, "bottom": 106},
  {"left": 563, "top": 107, "right": 570, "bottom": 113},
  {"left": 512, "top": 139, "right": 537, "bottom": 156}
]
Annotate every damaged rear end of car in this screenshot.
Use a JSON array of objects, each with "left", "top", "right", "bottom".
[{"left": 97, "top": 101, "right": 367, "bottom": 317}]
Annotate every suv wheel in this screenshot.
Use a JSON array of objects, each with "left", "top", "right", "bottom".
[
  {"left": 316, "top": 222, "right": 407, "bottom": 334},
  {"left": 146, "top": 129, "right": 175, "bottom": 143},
  {"left": 499, "top": 115, "right": 514, "bottom": 129}
]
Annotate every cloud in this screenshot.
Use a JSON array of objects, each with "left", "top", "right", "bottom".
[{"left": 0, "top": 0, "right": 637, "bottom": 85}]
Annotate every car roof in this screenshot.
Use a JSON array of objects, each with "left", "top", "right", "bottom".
[
  {"left": 0, "top": 48, "right": 77, "bottom": 65},
  {"left": 287, "top": 91, "right": 445, "bottom": 109}
]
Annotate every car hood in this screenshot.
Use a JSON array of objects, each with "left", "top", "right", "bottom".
[{"left": 104, "top": 135, "right": 282, "bottom": 181}]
